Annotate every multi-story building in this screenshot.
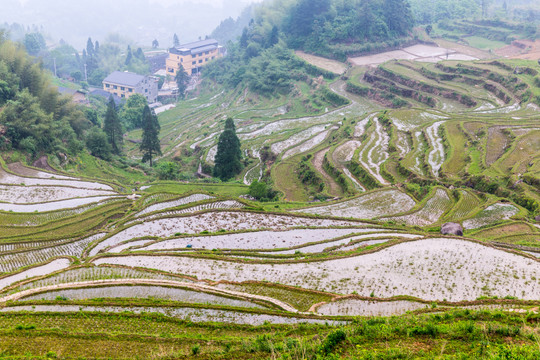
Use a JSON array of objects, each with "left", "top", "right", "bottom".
[
  {"left": 102, "top": 71, "right": 158, "bottom": 103},
  {"left": 166, "top": 39, "right": 224, "bottom": 76}
]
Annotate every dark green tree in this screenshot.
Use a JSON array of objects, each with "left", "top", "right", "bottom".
[
  {"left": 86, "top": 127, "right": 112, "bottom": 160},
  {"left": 156, "top": 161, "right": 179, "bottom": 180},
  {"left": 125, "top": 45, "right": 133, "bottom": 65},
  {"left": 86, "top": 37, "right": 94, "bottom": 57},
  {"left": 383, "top": 0, "right": 414, "bottom": 36},
  {"left": 152, "top": 39, "right": 159, "bottom": 48},
  {"left": 120, "top": 93, "right": 147, "bottom": 130},
  {"left": 24, "top": 33, "right": 46, "bottom": 56},
  {"left": 135, "top": 47, "right": 145, "bottom": 60},
  {"left": 213, "top": 117, "right": 242, "bottom": 181},
  {"left": 175, "top": 64, "right": 190, "bottom": 99},
  {"left": 103, "top": 96, "right": 122, "bottom": 154},
  {"left": 173, "top": 33, "right": 180, "bottom": 47},
  {"left": 139, "top": 105, "right": 161, "bottom": 166},
  {"left": 267, "top": 25, "right": 280, "bottom": 48},
  {"left": 249, "top": 180, "right": 277, "bottom": 201},
  {"left": 240, "top": 27, "right": 249, "bottom": 48},
  {"left": 285, "top": 0, "right": 331, "bottom": 47}
]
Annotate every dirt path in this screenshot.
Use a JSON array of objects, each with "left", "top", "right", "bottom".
[
  {"left": 313, "top": 148, "right": 342, "bottom": 197},
  {"left": 0, "top": 278, "right": 299, "bottom": 312},
  {"left": 433, "top": 39, "right": 495, "bottom": 60},
  {"left": 295, "top": 51, "right": 348, "bottom": 75}
]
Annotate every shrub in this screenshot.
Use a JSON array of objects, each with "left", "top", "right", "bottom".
[
  {"left": 191, "top": 344, "right": 200, "bottom": 355},
  {"left": 249, "top": 180, "right": 278, "bottom": 201},
  {"left": 155, "top": 161, "right": 180, "bottom": 180},
  {"left": 320, "top": 329, "right": 347, "bottom": 355}
]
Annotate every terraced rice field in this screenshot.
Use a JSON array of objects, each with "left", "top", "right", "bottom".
[
  {"left": 386, "top": 188, "right": 452, "bottom": 226},
  {"left": 0, "top": 234, "right": 103, "bottom": 273},
  {"left": 316, "top": 299, "right": 428, "bottom": 316},
  {"left": 137, "top": 228, "right": 377, "bottom": 251},
  {"left": 450, "top": 190, "right": 483, "bottom": 220},
  {"left": 133, "top": 193, "right": 215, "bottom": 217},
  {"left": 293, "top": 189, "right": 415, "bottom": 219},
  {"left": 358, "top": 118, "right": 390, "bottom": 184},
  {"left": 93, "top": 238, "right": 540, "bottom": 301},
  {"left": 1, "top": 56, "right": 540, "bottom": 354},
  {"left": 271, "top": 125, "right": 327, "bottom": 156},
  {"left": 425, "top": 121, "right": 445, "bottom": 177},
  {"left": 88, "top": 212, "right": 365, "bottom": 256},
  {"left": 463, "top": 203, "right": 520, "bottom": 230},
  {"left": 282, "top": 127, "right": 337, "bottom": 159}
]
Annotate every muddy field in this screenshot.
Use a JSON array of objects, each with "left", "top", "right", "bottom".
[{"left": 349, "top": 44, "right": 478, "bottom": 67}]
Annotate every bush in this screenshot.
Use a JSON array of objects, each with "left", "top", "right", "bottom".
[
  {"left": 191, "top": 344, "right": 200, "bottom": 355},
  {"left": 320, "top": 329, "right": 346, "bottom": 355},
  {"left": 19, "top": 136, "right": 37, "bottom": 155},
  {"left": 249, "top": 180, "right": 277, "bottom": 201},
  {"left": 85, "top": 127, "right": 112, "bottom": 160},
  {"left": 155, "top": 161, "right": 180, "bottom": 180}
]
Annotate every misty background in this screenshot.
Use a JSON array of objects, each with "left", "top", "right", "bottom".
[{"left": 0, "top": 0, "right": 262, "bottom": 48}]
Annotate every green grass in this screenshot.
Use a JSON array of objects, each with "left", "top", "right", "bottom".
[
  {"left": 0, "top": 200, "right": 130, "bottom": 242},
  {"left": 468, "top": 148, "right": 484, "bottom": 175},
  {"left": 0, "top": 308, "right": 538, "bottom": 359},
  {"left": 222, "top": 282, "right": 335, "bottom": 312},
  {"left": 464, "top": 36, "right": 507, "bottom": 50},
  {"left": 61, "top": 152, "right": 148, "bottom": 185},
  {"left": 442, "top": 122, "right": 468, "bottom": 177},
  {"left": 144, "top": 182, "right": 248, "bottom": 198}
]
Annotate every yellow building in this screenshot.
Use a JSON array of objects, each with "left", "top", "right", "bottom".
[
  {"left": 166, "top": 39, "right": 224, "bottom": 76},
  {"left": 102, "top": 71, "right": 158, "bottom": 103}
]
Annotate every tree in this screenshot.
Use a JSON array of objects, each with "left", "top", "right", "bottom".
[
  {"left": 240, "top": 27, "right": 249, "bottom": 48},
  {"left": 125, "top": 45, "right": 133, "bottom": 65},
  {"left": 120, "top": 94, "right": 147, "bottom": 130},
  {"left": 139, "top": 105, "right": 161, "bottom": 166},
  {"left": 173, "top": 33, "right": 180, "bottom": 47},
  {"left": 86, "top": 127, "right": 112, "bottom": 160},
  {"left": 267, "top": 25, "right": 279, "bottom": 48},
  {"left": 86, "top": 37, "right": 94, "bottom": 58},
  {"left": 152, "top": 39, "right": 159, "bottom": 48},
  {"left": 103, "top": 96, "right": 122, "bottom": 154},
  {"left": 383, "top": 0, "right": 414, "bottom": 36},
  {"left": 175, "top": 64, "right": 190, "bottom": 99},
  {"left": 135, "top": 47, "right": 145, "bottom": 60},
  {"left": 249, "top": 180, "right": 277, "bottom": 201},
  {"left": 156, "top": 161, "right": 179, "bottom": 180},
  {"left": 213, "top": 117, "right": 242, "bottom": 181},
  {"left": 24, "top": 32, "right": 45, "bottom": 56}
]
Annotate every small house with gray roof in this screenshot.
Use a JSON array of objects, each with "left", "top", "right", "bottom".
[{"left": 102, "top": 71, "right": 158, "bottom": 103}]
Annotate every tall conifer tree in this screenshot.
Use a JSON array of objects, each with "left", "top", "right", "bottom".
[
  {"left": 103, "top": 96, "right": 122, "bottom": 154},
  {"left": 140, "top": 105, "right": 161, "bottom": 167},
  {"left": 213, "top": 117, "right": 242, "bottom": 181}
]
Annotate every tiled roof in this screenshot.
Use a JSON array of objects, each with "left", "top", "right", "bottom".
[
  {"left": 176, "top": 39, "right": 218, "bottom": 51},
  {"left": 103, "top": 71, "right": 145, "bottom": 87}
]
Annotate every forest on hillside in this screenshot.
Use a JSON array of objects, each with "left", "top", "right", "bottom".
[{"left": 203, "top": 0, "right": 415, "bottom": 96}]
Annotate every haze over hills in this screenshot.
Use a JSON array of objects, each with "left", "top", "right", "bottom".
[{"left": 0, "top": 0, "right": 262, "bottom": 48}]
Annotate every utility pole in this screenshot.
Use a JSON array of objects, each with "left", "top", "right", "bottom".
[
  {"left": 53, "top": 58, "right": 57, "bottom": 77},
  {"left": 84, "top": 63, "right": 88, "bottom": 82}
]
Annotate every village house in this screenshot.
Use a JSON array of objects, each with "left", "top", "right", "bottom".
[
  {"left": 102, "top": 71, "right": 158, "bottom": 103},
  {"left": 166, "top": 39, "right": 224, "bottom": 76}
]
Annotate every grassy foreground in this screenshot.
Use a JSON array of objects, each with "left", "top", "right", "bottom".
[{"left": 0, "top": 308, "right": 538, "bottom": 359}]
